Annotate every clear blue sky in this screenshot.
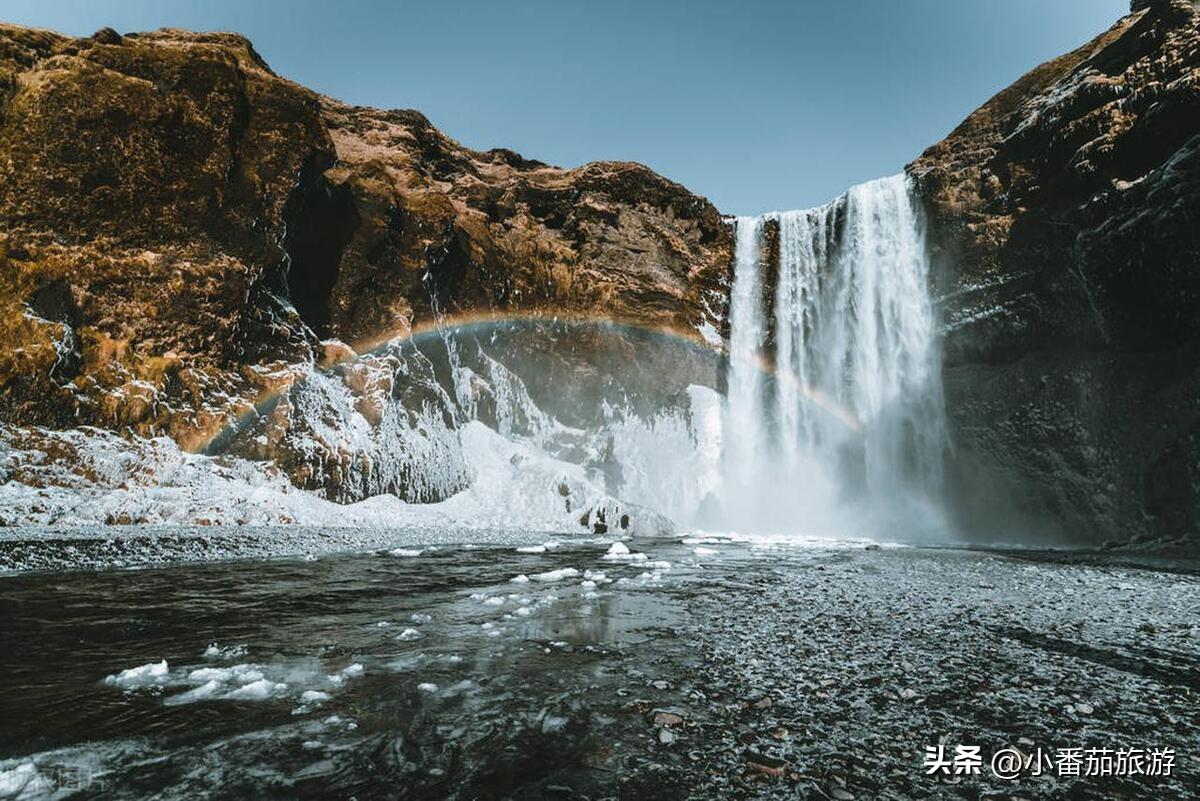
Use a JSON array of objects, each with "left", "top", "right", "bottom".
[{"left": 4, "top": 0, "right": 1129, "bottom": 214}]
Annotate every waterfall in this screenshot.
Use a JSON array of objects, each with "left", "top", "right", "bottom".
[
  {"left": 720, "top": 216, "right": 769, "bottom": 512},
  {"left": 718, "top": 174, "right": 947, "bottom": 538}
]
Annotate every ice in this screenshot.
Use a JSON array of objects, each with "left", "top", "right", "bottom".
[
  {"left": 165, "top": 679, "right": 224, "bottom": 705},
  {"left": 0, "top": 418, "right": 672, "bottom": 549},
  {"left": 541, "top": 715, "right": 569, "bottom": 734},
  {"left": 693, "top": 547, "right": 719, "bottom": 556},
  {"left": 602, "top": 542, "right": 647, "bottom": 563},
  {"left": 482, "top": 596, "right": 505, "bottom": 606},
  {"left": 417, "top": 682, "right": 438, "bottom": 693},
  {"left": 226, "top": 678, "right": 287, "bottom": 701},
  {"left": 203, "top": 643, "right": 248, "bottom": 660},
  {"left": 397, "top": 628, "right": 422, "bottom": 641},
  {"left": 531, "top": 568, "right": 579, "bottom": 582},
  {"left": 514, "top": 606, "right": 532, "bottom": 617},
  {"left": 510, "top": 574, "right": 530, "bottom": 584},
  {"left": 300, "top": 690, "right": 330, "bottom": 705},
  {"left": 410, "top": 612, "right": 432, "bottom": 624},
  {"left": 580, "top": 580, "right": 596, "bottom": 589},
  {"left": 0, "top": 762, "right": 45, "bottom": 798},
  {"left": 104, "top": 660, "right": 168, "bottom": 689},
  {"left": 188, "top": 665, "right": 263, "bottom": 685},
  {"left": 517, "top": 540, "right": 561, "bottom": 554},
  {"left": 162, "top": 662, "right": 293, "bottom": 705},
  {"left": 338, "top": 664, "right": 364, "bottom": 679}
]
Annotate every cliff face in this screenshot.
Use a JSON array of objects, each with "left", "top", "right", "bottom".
[
  {"left": 0, "top": 23, "right": 732, "bottom": 503},
  {"left": 2, "top": 6, "right": 1197, "bottom": 544},
  {"left": 909, "top": 0, "right": 1200, "bottom": 545}
]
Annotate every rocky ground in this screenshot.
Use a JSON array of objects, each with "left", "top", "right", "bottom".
[{"left": 1, "top": 536, "right": 1195, "bottom": 799}]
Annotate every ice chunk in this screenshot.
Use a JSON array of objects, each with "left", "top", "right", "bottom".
[
  {"left": 510, "top": 574, "right": 530, "bottom": 584},
  {"left": 417, "top": 682, "right": 438, "bottom": 693},
  {"left": 388, "top": 548, "right": 424, "bottom": 557},
  {"left": 203, "top": 643, "right": 248, "bottom": 660},
  {"left": 532, "top": 568, "right": 579, "bottom": 582},
  {"left": 300, "top": 690, "right": 331, "bottom": 705},
  {"left": 0, "top": 762, "right": 45, "bottom": 797},
  {"left": 105, "top": 660, "right": 168, "bottom": 689},
  {"left": 226, "top": 679, "right": 287, "bottom": 700},
  {"left": 398, "top": 628, "right": 422, "bottom": 641},
  {"left": 411, "top": 612, "right": 432, "bottom": 624},
  {"left": 601, "top": 541, "right": 647, "bottom": 562}
]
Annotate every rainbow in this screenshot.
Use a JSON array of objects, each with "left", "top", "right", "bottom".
[{"left": 199, "top": 309, "right": 863, "bottom": 454}]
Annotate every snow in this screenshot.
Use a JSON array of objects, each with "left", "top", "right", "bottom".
[{"left": 0, "top": 420, "right": 672, "bottom": 554}]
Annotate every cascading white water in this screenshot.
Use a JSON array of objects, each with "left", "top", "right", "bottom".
[
  {"left": 718, "top": 173, "right": 948, "bottom": 538},
  {"left": 720, "top": 216, "right": 769, "bottom": 514}
]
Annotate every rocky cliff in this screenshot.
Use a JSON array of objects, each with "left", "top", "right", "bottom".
[
  {"left": 909, "top": 0, "right": 1200, "bottom": 545},
  {"left": 1, "top": 3, "right": 1197, "bottom": 545},
  {"left": 0, "top": 23, "right": 731, "bottom": 510}
]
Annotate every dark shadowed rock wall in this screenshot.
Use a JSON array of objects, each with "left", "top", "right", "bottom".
[{"left": 909, "top": 0, "right": 1200, "bottom": 546}]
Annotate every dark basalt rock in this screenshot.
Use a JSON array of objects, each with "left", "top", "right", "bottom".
[{"left": 908, "top": 0, "right": 1200, "bottom": 545}]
